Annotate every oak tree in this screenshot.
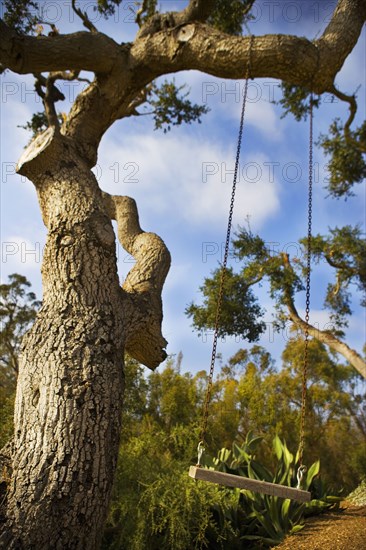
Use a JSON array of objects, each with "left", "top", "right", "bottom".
[{"left": 1, "top": 1, "right": 365, "bottom": 548}]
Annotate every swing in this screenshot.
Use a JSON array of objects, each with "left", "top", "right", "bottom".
[{"left": 189, "top": 37, "right": 313, "bottom": 503}]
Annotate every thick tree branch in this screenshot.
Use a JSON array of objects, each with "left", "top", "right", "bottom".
[
  {"left": 134, "top": 27, "right": 319, "bottom": 84},
  {"left": 77, "top": 0, "right": 365, "bottom": 159},
  {"left": 316, "top": 0, "right": 366, "bottom": 88},
  {"left": 1, "top": 0, "right": 364, "bottom": 84},
  {"left": 0, "top": 19, "right": 119, "bottom": 74},
  {"left": 128, "top": 2, "right": 357, "bottom": 90},
  {"left": 3, "top": 0, "right": 365, "bottom": 167},
  {"left": 132, "top": 20, "right": 362, "bottom": 94},
  {"left": 102, "top": 192, "right": 171, "bottom": 370}
]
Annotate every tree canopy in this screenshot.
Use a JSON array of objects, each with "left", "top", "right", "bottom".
[
  {"left": 187, "top": 224, "right": 366, "bottom": 378},
  {"left": 1, "top": 1, "right": 365, "bottom": 195}
]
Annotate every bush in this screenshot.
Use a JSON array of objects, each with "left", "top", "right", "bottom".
[{"left": 103, "top": 430, "right": 341, "bottom": 549}]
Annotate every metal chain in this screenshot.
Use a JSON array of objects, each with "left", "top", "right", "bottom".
[
  {"left": 298, "top": 92, "right": 314, "bottom": 468},
  {"left": 198, "top": 36, "right": 254, "bottom": 451}
]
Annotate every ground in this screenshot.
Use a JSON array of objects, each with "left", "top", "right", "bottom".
[{"left": 276, "top": 502, "right": 366, "bottom": 550}]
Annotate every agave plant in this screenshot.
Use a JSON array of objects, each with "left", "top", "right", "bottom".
[{"left": 203, "top": 432, "right": 341, "bottom": 547}]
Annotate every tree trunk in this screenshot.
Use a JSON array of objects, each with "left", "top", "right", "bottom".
[
  {"left": 1, "top": 131, "right": 128, "bottom": 549},
  {"left": 0, "top": 128, "right": 169, "bottom": 548}
]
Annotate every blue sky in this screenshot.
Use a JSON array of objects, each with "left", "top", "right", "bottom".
[{"left": 0, "top": 1, "right": 365, "bottom": 374}]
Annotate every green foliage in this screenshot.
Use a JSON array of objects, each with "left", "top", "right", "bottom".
[
  {"left": 108, "top": 462, "right": 244, "bottom": 550},
  {"left": 208, "top": 0, "right": 256, "bottom": 36},
  {"left": 233, "top": 227, "right": 304, "bottom": 306},
  {"left": 103, "top": 349, "right": 362, "bottom": 548},
  {"left": 129, "top": 470, "right": 224, "bottom": 550},
  {"left": 281, "top": 337, "right": 366, "bottom": 490},
  {"left": 276, "top": 83, "right": 321, "bottom": 121},
  {"left": 3, "top": 0, "right": 38, "bottom": 33},
  {"left": 96, "top": 0, "right": 122, "bottom": 17},
  {"left": 147, "top": 80, "right": 209, "bottom": 133},
  {"left": 104, "top": 421, "right": 342, "bottom": 549},
  {"left": 102, "top": 420, "right": 227, "bottom": 550},
  {"left": 318, "top": 119, "right": 366, "bottom": 198},
  {"left": 216, "top": 338, "right": 366, "bottom": 491},
  {"left": 0, "top": 274, "right": 41, "bottom": 447},
  {"left": 276, "top": 85, "right": 365, "bottom": 198},
  {"left": 205, "top": 433, "right": 340, "bottom": 547},
  {"left": 186, "top": 226, "right": 307, "bottom": 340},
  {"left": 301, "top": 225, "right": 366, "bottom": 323},
  {"left": 188, "top": 222, "right": 365, "bottom": 346},
  {"left": 186, "top": 266, "right": 266, "bottom": 341},
  {"left": 148, "top": 366, "right": 198, "bottom": 429},
  {"left": 0, "top": 273, "right": 41, "bottom": 386},
  {"left": 18, "top": 111, "right": 50, "bottom": 138}
]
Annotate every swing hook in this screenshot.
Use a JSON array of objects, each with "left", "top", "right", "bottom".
[
  {"left": 196, "top": 441, "right": 205, "bottom": 467},
  {"left": 296, "top": 464, "right": 307, "bottom": 489}
]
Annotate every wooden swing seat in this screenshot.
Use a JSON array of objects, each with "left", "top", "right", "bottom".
[{"left": 189, "top": 466, "right": 311, "bottom": 503}]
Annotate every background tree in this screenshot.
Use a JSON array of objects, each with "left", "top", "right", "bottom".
[
  {"left": 201, "top": 342, "right": 366, "bottom": 490},
  {"left": 280, "top": 338, "right": 366, "bottom": 489},
  {"left": 0, "top": 274, "right": 40, "bottom": 448},
  {"left": 103, "top": 347, "right": 363, "bottom": 548},
  {"left": 0, "top": 1, "right": 365, "bottom": 548},
  {"left": 187, "top": 225, "right": 366, "bottom": 378}
]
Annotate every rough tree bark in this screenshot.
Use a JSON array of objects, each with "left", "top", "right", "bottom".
[
  {"left": 0, "top": 128, "right": 170, "bottom": 548},
  {"left": 0, "top": 0, "right": 365, "bottom": 548}
]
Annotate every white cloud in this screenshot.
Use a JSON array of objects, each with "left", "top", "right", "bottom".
[
  {"left": 1, "top": 235, "right": 44, "bottom": 272},
  {"left": 197, "top": 75, "right": 284, "bottom": 142},
  {"left": 246, "top": 98, "right": 284, "bottom": 141},
  {"left": 1, "top": 97, "right": 35, "bottom": 162},
  {"left": 97, "top": 131, "right": 281, "bottom": 230},
  {"left": 295, "top": 308, "right": 332, "bottom": 332}
]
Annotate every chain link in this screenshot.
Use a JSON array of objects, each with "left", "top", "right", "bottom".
[
  {"left": 199, "top": 36, "right": 254, "bottom": 447},
  {"left": 197, "top": 42, "right": 313, "bottom": 472},
  {"left": 298, "top": 92, "right": 314, "bottom": 467}
]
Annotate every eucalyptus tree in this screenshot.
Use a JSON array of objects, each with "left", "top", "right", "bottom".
[
  {"left": 0, "top": 1, "right": 365, "bottom": 548},
  {"left": 0, "top": 273, "right": 41, "bottom": 388},
  {"left": 0, "top": 274, "right": 40, "bottom": 447}
]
